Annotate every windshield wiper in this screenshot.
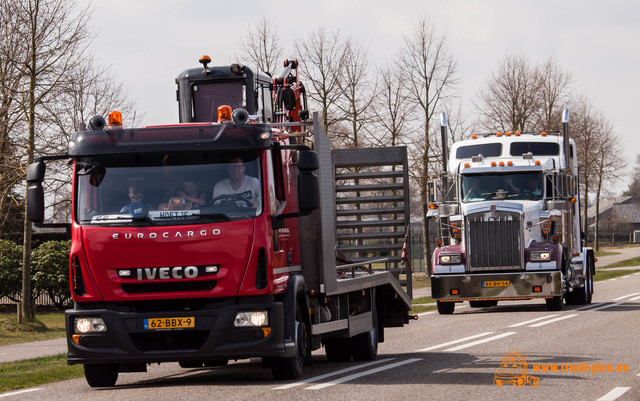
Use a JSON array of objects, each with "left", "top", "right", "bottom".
[{"left": 196, "top": 213, "right": 230, "bottom": 221}]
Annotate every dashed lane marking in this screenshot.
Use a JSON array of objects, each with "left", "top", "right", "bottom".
[
  {"left": 416, "top": 332, "right": 494, "bottom": 352},
  {"left": 586, "top": 302, "right": 623, "bottom": 312},
  {"left": 613, "top": 292, "right": 640, "bottom": 301},
  {"left": 629, "top": 295, "right": 640, "bottom": 301},
  {"left": 596, "top": 387, "right": 631, "bottom": 401},
  {"left": 444, "top": 332, "right": 517, "bottom": 352},
  {"left": 508, "top": 314, "right": 559, "bottom": 327},
  {"left": 305, "top": 358, "right": 422, "bottom": 390},
  {"left": 528, "top": 314, "right": 578, "bottom": 327},
  {"left": 0, "top": 389, "right": 44, "bottom": 398},
  {"left": 273, "top": 358, "right": 394, "bottom": 390}
]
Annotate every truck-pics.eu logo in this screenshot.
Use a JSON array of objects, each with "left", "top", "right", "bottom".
[{"left": 494, "top": 348, "right": 540, "bottom": 387}]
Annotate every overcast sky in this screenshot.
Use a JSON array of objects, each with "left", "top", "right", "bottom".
[{"left": 78, "top": 0, "right": 639, "bottom": 194}]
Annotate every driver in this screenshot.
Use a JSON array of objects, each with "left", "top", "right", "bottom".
[{"left": 212, "top": 157, "right": 261, "bottom": 209}]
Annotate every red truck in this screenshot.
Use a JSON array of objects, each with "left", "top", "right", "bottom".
[{"left": 26, "top": 57, "right": 414, "bottom": 387}]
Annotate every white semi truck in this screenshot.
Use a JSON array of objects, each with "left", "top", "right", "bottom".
[{"left": 428, "top": 109, "right": 594, "bottom": 314}]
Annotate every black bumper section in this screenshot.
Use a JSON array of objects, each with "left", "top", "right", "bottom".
[{"left": 66, "top": 301, "right": 292, "bottom": 365}]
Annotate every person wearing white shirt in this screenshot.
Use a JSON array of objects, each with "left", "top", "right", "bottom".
[{"left": 212, "top": 157, "right": 261, "bottom": 211}]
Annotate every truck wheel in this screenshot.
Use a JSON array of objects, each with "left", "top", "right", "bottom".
[
  {"left": 545, "top": 296, "right": 563, "bottom": 311},
  {"left": 83, "top": 363, "right": 118, "bottom": 387},
  {"left": 324, "top": 338, "right": 351, "bottom": 362},
  {"left": 437, "top": 301, "right": 455, "bottom": 314},
  {"left": 179, "top": 361, "right": 203, "bottom": 368},
  {"left": 351, "top": 305, "right": 379, "bottom": 361},
  {"left": 470, "top": 300, "right": 497, "bottom": 308},
  {"left": 271, "top": 305, "right": 308, "bottom": 380}
]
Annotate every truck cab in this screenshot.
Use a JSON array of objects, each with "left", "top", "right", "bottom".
[{"left": 429, "top": 111, "right": 594, "bottom": 314}]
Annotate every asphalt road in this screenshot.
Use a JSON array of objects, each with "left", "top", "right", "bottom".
[{"left": 3, "top": 271, "right": 640, "bottom": 401}]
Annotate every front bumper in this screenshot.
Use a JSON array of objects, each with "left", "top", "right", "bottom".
[
  {"left": 431, "top": 271, "right": 562, "bottom": 301},
  {"left": 65, "top": 299, "right": 292, "bottom": 365}
]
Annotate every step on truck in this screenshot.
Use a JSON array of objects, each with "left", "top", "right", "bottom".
[
  {"left": 427, "top": 110, "right": 594, "bottom": 314},
  {"left": 26, "top": 56, "right": 413, "bottom": 386}
]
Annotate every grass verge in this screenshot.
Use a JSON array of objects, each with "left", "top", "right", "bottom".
[
  {"left": 410, "top": 304, "right": 437, "bottom": 314},
  {"left": 594, "top": 269, "right": 640, "bottom": 281},
  {"left": 599, "top": 257, "right": 640, "bottom": 269},
  {"left": 0, "top": 312, "right": 66, "bottom": 346},
  {"left": 594, "top": 250, "right": 620, "bottom": 257},
  {"left": 0, "top": 354, "right": 83, "bottom": 392}
]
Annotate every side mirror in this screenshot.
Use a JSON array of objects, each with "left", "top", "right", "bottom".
[
  {"left": 297, "top": 150, "right": 319, "bottom": 212},
  {"left": 26, "top": 162, "right": 46, "bottom": 223}
]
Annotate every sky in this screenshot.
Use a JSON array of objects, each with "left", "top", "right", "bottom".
[{"left": 78, "top": 0, "right": 640, "bottom": 195}]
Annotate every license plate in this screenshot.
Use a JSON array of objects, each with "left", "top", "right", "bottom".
[
  {"left": 482, "top": 280, "right": 510, "bottom": 288},
  {"left": 144, "top": 317, "right": 195, "bottom": 330}
]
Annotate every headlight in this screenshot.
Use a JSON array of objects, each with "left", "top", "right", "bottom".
[
  {"left": 439, "top": 254, "right": 462, "bottom": 264},
  {"left": 530, "top": 251, "right": 552, "bottom": 262},
  {"left": 74, "top": 317, "right": 107, "bottom": 333},
  {"left": 234, "top": 311, "right": 269, "bottom": 327}
]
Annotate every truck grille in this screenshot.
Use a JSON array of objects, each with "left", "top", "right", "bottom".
[
  {"left": 467, "top": 212, "right": 521, "bottom": 271},
  {"left": 121, "top": 280, "right": 216, "bottom": 294}
]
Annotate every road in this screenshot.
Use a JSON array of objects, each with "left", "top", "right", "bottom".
[{"left": 3, "top": 271, "right": 639, "bottom": 401}]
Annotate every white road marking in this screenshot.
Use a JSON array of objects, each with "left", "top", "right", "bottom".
[
  {"left": 607, "top": 279, "right": 617, "bottom": 282},
  {"left": 634, "top": 273, "right": 640, "bottom": 276},
  {"left": 0, "top": 389, "right": 44, "bottom": 398},
  {"left": 528, "top": 314, "right": 578, "bottom": 327},
  {"left": 508, "top": 315, "right": 559, "bottom": 327},
  {"left": 613, "top": 292, "right": 640, "bottom": 301},
  {"left": 444, "top": 332, "right": 517, "bottom": 352},
  {"left": 417, "top": 332, "right": 494, "bottom": 352},
  {"left": 273, "top": 358, "right": 394, "bottom": 390},
  {"left": 629, "top": 295, "right": 640, "bottom": 301},
  {"left": 417, "top": 311, "right": 435, "bottom": 317},
  {"left": 587, "top": 302, "right": 623, "bottom": 312},
  {"left": 305, "top": 358, "right": 422, "bottom": 390},
  {"left": 596, "top": 387, "right": 631, "bottom": 401},
  {"left": 574, "top": 303, "right": 605, "bottom": 311}
]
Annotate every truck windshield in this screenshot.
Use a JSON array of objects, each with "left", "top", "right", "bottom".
[
  {"left": 461, "top": 172, "right": 543, "bottom": 202},
  {"left": 76, "top": 151, "right": 262, "bottom": 226}
]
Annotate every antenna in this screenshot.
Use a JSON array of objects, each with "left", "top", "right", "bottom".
[{"left": 209, "top": 97, "right": 216, "bottom": 123}]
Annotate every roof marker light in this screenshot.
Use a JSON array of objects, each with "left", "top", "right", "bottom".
[
  {"left": 507, "top": 161, "right": 513, "bottom": 166},
  {"left": 107, "top": 111, "right": 122, "bottom": 128},
  {"left": 515, "top": 132, "right": 521, "bottom": 136},
  {"left": 491, "top": 162, "right": 497, "bottom": 167},
  {"left": 472, "top": 134, "right": 477, "bottom": 139},
  {"left": 496, "top": 132, "right": 502, "bottom": 137},
  {"left": 218, "top": 105, "right": 232, "bottom": 123},
  {"left": 499, "top": 161, "right": 505, "bottom": 166},
  {"left": 535, "top": 160, "right": 541, "bottom": 165},
  {"left": 464, "top": 163, "right": 470, "bottom": 168},
  {"left": 541, "top": 131, "right": 547, "bottom": 136},
  {"left": 506, "top": 132, "right": 512, "bottom": 136}
]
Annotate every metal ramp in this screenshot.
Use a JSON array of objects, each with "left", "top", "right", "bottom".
[{"left": 332, "top": 147, "right": 412, "bottom": 297}]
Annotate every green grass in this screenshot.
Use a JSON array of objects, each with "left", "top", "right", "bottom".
[
  {"left": 410, "top": 304, "right": 437, "bottom": 314},
  {"left": 0, "top": 354, "right": 83, "bottom": 392},
  {"left": 411, "top": 274, "right": 429, "bottom": 289},
  {"left": 599, "top": 257, "right": 640, "bottom": 269},
  {"left": 0, "top": 312, "right": 66, "bottom": 346},
  {"left": 412, "top": 296, "right": 434, "bottom": 304},
  {"left": 594, "top": 269, "right": 640, "bottom": 281},
  {"left": 594, "top": 250, "right": 620, "bottom": 257}
]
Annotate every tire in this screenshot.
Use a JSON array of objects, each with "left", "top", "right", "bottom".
[
  {"left": 566, "top": 255, "right": 594, "bottom": 305},
  {"left": 271, "top": 305, "right": 308, "bottom": 380},
  {"left": 469, "top": 300, "right": 498, "bottom": 308},
  {"left": 351, "top": 305, "right": 379, "bottom": 361},
  {"left": 545, "top": 295, "right": 563, "bottom": 311},
  {"left": 83, "top": 363, "right": 118, "bottom": 387},
  {"left": 437, "top": 301, "right": 455, "bottom": 315},
  {"left": 324, "top": 338, "right": 351, "bottom": 362},
  {"left": 179, "top": 361, "right": 203, "bottom": 368}
]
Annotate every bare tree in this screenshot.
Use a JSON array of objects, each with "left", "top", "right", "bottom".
[
  {"left": 371, "top": 63, "right": 414, "bottom": 147},
  {"left": 238, "top": 15, "right": 283, "bottom": 76},
  {"left": 400, "top": 16, "right": 458, "bottom": 270},
  {"left": 476, "top": 55, "right": 542, "bottom": 133},
  {"left": 535, "top": 57, "right": 573, "bottom": 131},
  {"left": 332, "top": 38, "right": 375, "bottom": 148},
  {"left": 5, "top": 0, "right": 93, "bottom": 321},
  {"left": 590, "top": 113, "right": 624, "bottom": 250},
  {"left": 571, "top": 96, "right": 600, "bottom": 243},
  {"left": 295, "top": 26, "right": 345, "bottom": 137}
]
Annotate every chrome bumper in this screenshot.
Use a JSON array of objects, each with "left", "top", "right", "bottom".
[{"left": 431, "top": 271, "right": 562, "bottom": 301}]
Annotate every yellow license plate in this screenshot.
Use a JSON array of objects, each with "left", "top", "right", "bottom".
[
  {"left": 144, "top": 317, "right": 195, "bottom": 330},
  {"left": 482, "top": 280, "right": 510, "bottom": 288}
]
